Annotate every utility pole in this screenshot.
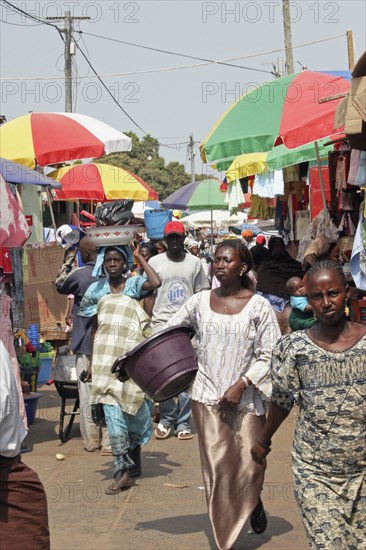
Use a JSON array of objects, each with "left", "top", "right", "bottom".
[
  {"left": 188, "top": 134, "right": 195, "bottom": 183},
  {"left": 346, "top": 29, "right": 355, "bottom": 71},
  {"left": 282, "top": 0, "right": 294, "bottom": 75},
  {"left": 46, "top": 11, "right": 90, "bottom": 112},
  {"left": 64, "top": 11, "right": 73, "bottom": 112}
]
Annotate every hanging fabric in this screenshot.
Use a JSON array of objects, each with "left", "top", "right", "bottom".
[{"left": 335, "top": 155, "right": 348, "bottom": 191}]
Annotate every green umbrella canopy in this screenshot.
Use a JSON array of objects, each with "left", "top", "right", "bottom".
[
  {"left": 200, "top": 71, "right": 351, "bottom": 164},
  {"left": 162, "top": 179, "right": 226, "bottom": 211}
]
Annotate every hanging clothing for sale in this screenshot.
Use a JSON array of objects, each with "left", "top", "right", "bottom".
[
  {"left": 224, "top": 180, "right": 245, "bottom": 210},
  {"left": 355, "top": 150, "right": 366, "bottom": 186},
  {"left": 338, "top": 190, "right": 353, "bottom": 211},
  {"left": 0, "top": 248, "right": 13, "bottom": 274},
  {"left": 283, "top": 164, "right": 300, "bottom": 183},
  {"left": 350, "top": 208, "right": 366, "bottom": 290},
  {"left": 348, "top": 149, "right": 361, "bottom": 185},
  {"left": 252, "top": 170, "right": 284, "bottom": 198},
  {"left": 248, "top": 195, "right": 275, "bottom": 220},
  {"left": 335, "top": 155, "right": 349, "bottom": 191},
  {"left": 338, "top": 212, "right": 356, "bottom": 236}
]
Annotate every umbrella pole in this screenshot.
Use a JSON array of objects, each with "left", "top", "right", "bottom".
[
  {"left": 76, "top": 201, "right": 80, "bottom": 227},
  {"left": 45, "top": 187, "right": 58, "bottom": 238},
  {"left": 210, "top": 210, "right": 214, "bottom": 257},
  {"left": 314, "top": 141, "right": 327, "bottom": 211}
]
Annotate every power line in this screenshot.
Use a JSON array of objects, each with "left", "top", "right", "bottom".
[
  {"left": 1, "top": 1, "right": 174, "bottom": 149},
  {"left": 1, "top": 0, "right": 60, "bottom": 28},
  {"left": 74, "top": 40, "right": 148, "bottom": 134},
  {"left": 74, "top": 40, "right": 175, "bottom": 149},
  {"left": 80, "top": 31, "right": 273, "bottom": 75},
  {"left": 0, "top": 17, "right": 41, "bottom": 26},
  {"left": 0, "top": 33, "right": 346, "bottom": 82}
]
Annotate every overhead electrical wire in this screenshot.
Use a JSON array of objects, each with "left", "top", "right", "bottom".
[
  {"left": 0, "top": 17, "right": 41, "bottom": 26},
  {"left": 0, "top": 32, "right": 346, "bottom": 82},
  {"left": 80, "top": 31, "right": 274, "bottom": 75},
  {"left": 74, "top": 40, "right": 176, "bottom": 148},
  {"left": 1, "top": 0, "right": 58, "bottom": 27}
]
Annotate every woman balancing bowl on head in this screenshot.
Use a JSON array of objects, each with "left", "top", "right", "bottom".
[
  {"left": 78, "top": 241, "right": 161, "bottom": 495},
  {"left": 252, "top": 260, "right": 366, "bottom": 549},
  {"left": 166, "top": 239, "right": 281, "bottom": 550}
]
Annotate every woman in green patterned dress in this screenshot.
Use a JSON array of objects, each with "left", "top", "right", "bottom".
[{"left": 251, "top": 260, "right": 366, "bottom": 550}]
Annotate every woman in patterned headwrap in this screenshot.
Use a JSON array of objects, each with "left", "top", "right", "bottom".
[
  {"left": 252, "top": 260, "right": 366, "bottom": 549},
  {"left": 79, "top": 242, "right": 161, "bottom": 494}
]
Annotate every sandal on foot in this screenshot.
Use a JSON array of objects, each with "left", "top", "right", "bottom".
[
  {"left": 154, "top": 423, "right": 171, "bottom": 439},
  {"left": 250, "top": 498, "right": 267, "bottom": 534},
  {"left": 105, "top": 471, "right": 131, "bottom": 495},
  {"left": 176, "top": 429, "right": 193, "bottom": 440}
]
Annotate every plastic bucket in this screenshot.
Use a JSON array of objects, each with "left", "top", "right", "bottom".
[
  {"left": 112, "top": 325, "right": 198, "bottom": 402},
  {"left": 144, "top": 209, "right": 172, "bottom": 240},
  {"left": 24, "top": 393, "right": 43, "bottom": 426}
]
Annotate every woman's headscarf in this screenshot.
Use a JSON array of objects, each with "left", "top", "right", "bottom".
[
  {"left": 92, "top": 245, "right": 134, "bottom": 277},
  {"left": 256, "top": 237, "right": 304, "bottom": 298},
  {"left": 187, "top": 240, "right": 200, "bottom": 251}
]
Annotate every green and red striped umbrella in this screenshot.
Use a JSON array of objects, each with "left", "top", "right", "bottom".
[{"left": 200, "top": 70, "right": 351, "bottom": 164}]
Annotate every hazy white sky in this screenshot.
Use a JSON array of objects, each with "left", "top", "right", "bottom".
[{"left": 1, "top": 0, "right": 365, "bottom": 175}]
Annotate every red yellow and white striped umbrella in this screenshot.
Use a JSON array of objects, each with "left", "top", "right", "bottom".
[
  {"left": 50, "top": 162, "right": 158, "bottom": 202},
  {"left": 0, "top": 112, "right": 132, "bottom": 169}
]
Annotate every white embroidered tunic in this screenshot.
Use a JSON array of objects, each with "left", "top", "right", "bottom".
[{"left": 167, "top": 291, "right": 281, "bottom": 415}]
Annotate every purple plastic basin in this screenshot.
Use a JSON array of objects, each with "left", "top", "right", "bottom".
[{"left": 112, "top": 325, "right": 198, "bottom": 402}]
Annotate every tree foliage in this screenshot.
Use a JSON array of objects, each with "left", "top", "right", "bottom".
[{"left": 97, "top": 132, "right": 203, "bottom": 200}]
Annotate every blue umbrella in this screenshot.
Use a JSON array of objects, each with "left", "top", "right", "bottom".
[{"left": 0, "top": 157, "right": 60, "bottom": 187}]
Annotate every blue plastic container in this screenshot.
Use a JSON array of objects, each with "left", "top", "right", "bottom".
[
  {"left": 24, "top": 393, "right": 42, "bottom": 426},
  {"left": 27, "top": 323, "right": 39, "bottom": 347},
  {"left": 38, "top": 358, "right": 53, "bottom": 383},
  {"left": 144, "top": 209, "right": 172, "bottom": 240}
]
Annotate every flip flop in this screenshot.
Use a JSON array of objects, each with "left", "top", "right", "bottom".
[
  {"left": 104, "top": 472, "right": 131, "bottom": 495},
  {"left": 154, "top": 423, "right": 171, "bottom": 439},
  {"left": 250, "top": 498, "right": 268, "bottom": 534},
  {"left": 176, "top": 430, "right": 193, "bottom": 440}
]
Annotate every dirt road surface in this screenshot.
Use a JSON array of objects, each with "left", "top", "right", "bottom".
[{"left": 23, "top": 385, "right": 308, "bottom": 550}]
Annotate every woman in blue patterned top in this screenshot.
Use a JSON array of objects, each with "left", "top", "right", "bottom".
[
  {"left": 252, "top": 260, "right": 366, "bottom": 549},
  {"left": 79, "top": 242, "right": 161, "bottom": 494}
]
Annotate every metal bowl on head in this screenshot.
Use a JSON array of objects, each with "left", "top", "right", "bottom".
[
  {"left": 85, "top": 224, "right": 143, "bottom": 246},
  {"left": 111, "top": 325, "right": 197, "bottom": 402}
]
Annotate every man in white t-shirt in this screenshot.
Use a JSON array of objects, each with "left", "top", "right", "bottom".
[{"left": 148, "top": 221, "right": 210, "bottom": 440}]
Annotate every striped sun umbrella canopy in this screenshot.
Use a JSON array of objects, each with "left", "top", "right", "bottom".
[
  {"left": 0, "top": 112, "right": 132, "bottom": 169},
  {"left": 200, "top": 70, "right": 351, "bottom": 164},
  {"left": 162, "top": 179, "right": 226, "bottom": 211},
  {"left": 50, "top": 162, "right": 158, "bottom": 201}
]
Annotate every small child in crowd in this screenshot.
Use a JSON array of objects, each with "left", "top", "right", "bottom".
[
  {"left": 286, "top": 276, "right": 316, "bottom": 331},
  {"left": 286, "top": 277, "right": 313, "bottom": 313}
]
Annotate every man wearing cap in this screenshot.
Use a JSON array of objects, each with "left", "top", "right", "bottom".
[
  {"left": 147, "top": 221, "right": 210, "bottom": 440},
  {"left": 241, "top": 230, "right": 255, "bottom": 249}
]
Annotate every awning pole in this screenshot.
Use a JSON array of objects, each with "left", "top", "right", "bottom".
[
  {"left": 314, "top": 141, "right": 327, "bottom": 211},
  {"left": 45, "top": 187, "right": 58, "bottom": 238}
]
